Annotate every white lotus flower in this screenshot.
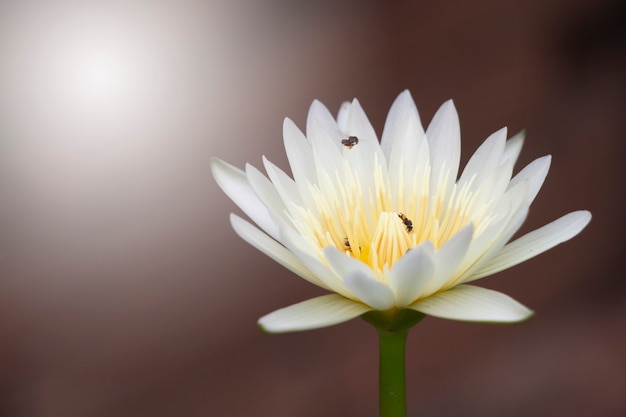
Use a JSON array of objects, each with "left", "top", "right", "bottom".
[{"left": 211, "top": 91, "right": 591, "bottom": 333}]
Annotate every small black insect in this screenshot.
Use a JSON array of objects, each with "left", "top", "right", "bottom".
[
  {"left": 343, "top": 237, "right": 352, "bottom": 252},
  {"left": 398, "top": 212, "right": 413, "bottom": 233},
  {"left": 341, "top": 135, "right": 359, "bottom": 149}
]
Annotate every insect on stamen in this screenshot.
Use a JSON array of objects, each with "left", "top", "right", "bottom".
[{"left": 398, "top": 212, "right": 413, "bottom": 233}]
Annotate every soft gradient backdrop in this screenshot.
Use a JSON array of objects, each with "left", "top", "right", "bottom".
[{"left": 0, "top": 0, "right": 624, "bottom": 416}]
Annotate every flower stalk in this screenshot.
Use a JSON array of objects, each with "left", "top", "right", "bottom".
[{"left": 363, "top": 309, "right": 425, "bottom": 417}]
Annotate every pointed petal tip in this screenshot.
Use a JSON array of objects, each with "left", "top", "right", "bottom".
[
  {"left": 397, "top": 89, "right": 413, "bottom": 99},
  {"left": 210, "top": 157, "right": 238, "bottom": 186},
  {"left": 257, "top": 321, "right": 273, "bottom": 334},
  {"left": 209, "top": 155, "right": 225, "bottom": 172},
  {"left": 209, "top": 157, "right": 223, "bottom": 179},
  {"left": 283, "top": 116, "right": 299, "bottom": 132}
]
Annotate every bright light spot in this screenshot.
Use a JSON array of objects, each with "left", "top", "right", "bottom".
[
  {"left": 72, "top": 47, "right": 130, "bottom": 105},
  {"left": 75, "top": 51, "right": 124, "bottom": 99}
]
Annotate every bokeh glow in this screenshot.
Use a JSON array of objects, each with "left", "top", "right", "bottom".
[{"left": 73, "top": 46, "right": 128, "bottom": 103}]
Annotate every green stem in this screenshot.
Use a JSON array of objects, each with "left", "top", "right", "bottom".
[
  {"left": 362, "top": 309, "right": 425, "bottom": 417},
  {"left": 378, "top": 327, "right": 409, "bottom": 417}
]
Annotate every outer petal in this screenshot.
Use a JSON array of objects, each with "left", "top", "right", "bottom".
[
  {"left": 230, "top": 214, "right": 326, "bottom": 289},
  {"left": 426, "top": 100, "right": 460, "bottom": 195},
  {"left": 423, "top": 223, "right": 474, "bottom": 295},
  {"left": 343, "top": 98, "right": 379, "bottom": 145},
  {"left": 388, "top": 242, "right": 435, "bottom": 306},
  {"left": 341, "top": 98, "right": 388, "bottom": 180},
  {"left": 278, "top": 224, "right": 353, "bottom": 297},
  {"left": 470, "top": 210, "right": 591, "bottom": 279},
  {"left": 336, "top": 101, "right": 350, "bottom": 132},
  {"left": 310, "top": 117, "right": 345, "bottom": 179},
  {"left": 409, "top": 285, "right": 533, "bottom": 322},
  {"left": 283, "top": 118, "right": 316, "bottom": 185},
  {"left": 501, "top": 130, "right": 525, "bottom": 166},
  {"left": 210, "top": 158, "right": 279, "bottom": 239},
  {"left": 455, "top": 182, "right": 530, "bottom": 285},
  {"left": 262, "top": 156, "right": 303, "bottom": 208},
  {"left": 386, "top": 100, "right": 430, "bottom": 211},
  {"left": 508, "top": 155, "right": 551, "bottom": 207},
  {"left": 380, "top": 90, "right": 424, "bottom": 161},
  {"left": 307, "top": 99, "right": 343, "bottom": 147},
  {"left": 245, "top": 163, "right": 292, "bottom": 226},
  {"left": 458, "top": 127, "right": 507, "bottom": 191},
  {"left": 344, "top": 271, "right": 396, "bottom": 311},
  {"left": 258, "top": 294, "right": 372, "bottom": 333},
  {"left": 323, "top": 247, "right": 379, "bottom": 283}
]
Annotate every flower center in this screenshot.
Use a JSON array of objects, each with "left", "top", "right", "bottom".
[
  {"left": 291, "top": 158, "right": 480, "bottom": 282},
  {"left": 368, "top": 212, "right": 413, "bottom": 273}
]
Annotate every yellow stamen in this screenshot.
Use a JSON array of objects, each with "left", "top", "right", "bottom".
[{"left": 369, "top": 212, "right": 413, "bottom": 279}]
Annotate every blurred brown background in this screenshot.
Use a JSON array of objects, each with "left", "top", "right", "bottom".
[{"left": 0, "top": 0, "right": 624, "bottom": 416}]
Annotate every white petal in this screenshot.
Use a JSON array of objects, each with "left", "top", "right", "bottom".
[
  {"left": 459, "top": 127, "right": 507, "bottom": 191},
  {"left": 323, "top": 247, "right": 379, "bottom": 282},
  {"left": 245, "top": 163, "right": 292, "bottom": 226},
  {"left": 310, "top": 117, "right": 344, "bottom": 178},
  {"left": 307, "top": 99, "right": 343, "bottom": 144},
  {"left": 508, "top": 155, "right": 551, "bottom": 207},
  {"left": 388, "top": 242, "right": 435, "bottom": 306},
  {"left": 342, "top": 134, "right": 388, "bottom": 201},
  {"left": 210, "top": 158, "right": 279, "bottom": 239},
  {"left": 283, "top": 118, "right": 316, "bottom": 186},
  {"left": 343, "top": 98, "right": 379, "bottom": 144},
  {"left": 423, "top": 223, "right": 474, "bottom": 295},
  {"left": 386, "top": 99, "right": 430, "bottom": 210},
  {"left": 426, "top": 100, "right": 461, "bottom": 191},
  {"left": 336, "top": 101, "right": 351, "bottom": 132},
  {"left": 453, "top": 184, "right": 530, "bottom": 285},
  {"left": 487, "top": 180, "right": 530, "bottom": 240},
  {"left": 344, "top": 271, "right": 396, "bottom": 311},
  {"left": 341, "top": 98, "right": 388, "bottom": 177},
  {"left": 471, "top": 210, "right": 592, "bottom": 279},
  {"left": 455, "top": 178, "right": 531, "bottom": 283},
  {"left": 489, "top": 158, "right": 515, "bottom": 200},
  {"left": 464, "top": 158, "right": 514, "bottom": 218},
  {"left": 258, "top": 294, "right": 372, "bottom": 333},
  {"left": 501, "top": 130, "right": 525, "bottom": 167},
  {"left": 278, "top": 225, "right": 352, "bottom": 297},
  {"left": 262, "top": 156, "right": 303, "bottom": 207},
  {"left": 380, "top": 90, "right": 424, "bottom": 160},
  {"left": 409, "top": 285, "right": 533, "bottom": 322},
  {"left": 230, "top": 214, "right": 326, "bottom": 288}
]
